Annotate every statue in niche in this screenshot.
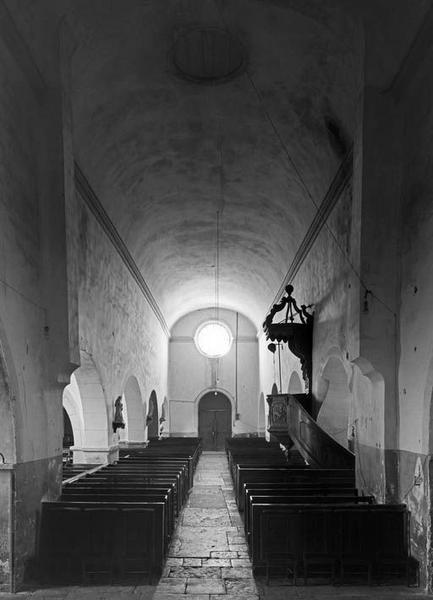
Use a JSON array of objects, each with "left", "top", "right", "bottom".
[{"left": 112, "top": 396, "right": 125, "bottom": 432}]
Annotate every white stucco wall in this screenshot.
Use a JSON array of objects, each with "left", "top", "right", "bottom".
[{"left": 168, "top": 308, "right": 259, "bottom": 436}]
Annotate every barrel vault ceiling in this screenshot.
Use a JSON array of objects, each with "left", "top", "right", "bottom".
[{"left": 8, "top": 0, "right": 425, "bottom": 331}]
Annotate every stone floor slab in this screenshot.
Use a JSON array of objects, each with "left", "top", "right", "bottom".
[
  {"left": 182, "top": 508, "right": 232, "bottom": 527},
  {"left": 210, "top": 551, "right": 238, "bottom": 559},
  {"left": 202, "top": 559, "right": 231, "bottom": 567},
  {"left": 221, "top": 567, "right": 253, "bottom": 579},
  {"left": 168, "top": 567, "right": 222, "bottom": 579},
  {"left": 183, "top": 558, "right": 202, "bottom": 567},
  {"left": 154, "top": 578, "right": 186, "bottom": 594},
  {"left": 186, "top": 578, "right": 226, "bottom": 594}
]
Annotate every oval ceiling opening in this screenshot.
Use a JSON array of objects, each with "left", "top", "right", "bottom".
[{"left": 172, "top": 27, "right": 246, "bottom": 83}]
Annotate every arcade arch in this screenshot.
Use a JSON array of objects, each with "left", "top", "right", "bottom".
[
  {"left": 122, "top": 375, "right": 145, "bottom": 443},
  {"left": 74, "top": 352, "right": 109, "bottom": 450},
  {"left": 62, "top": 374, "right": 85, "bottom": 449}
]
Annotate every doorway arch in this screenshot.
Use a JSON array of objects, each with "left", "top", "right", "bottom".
[{"left": 198, "top": 391, "right": 232, "bottom": 450}]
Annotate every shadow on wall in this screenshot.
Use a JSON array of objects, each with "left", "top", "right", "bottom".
[
  {"left": 316, "top": 355, "right": 352, "bottom": 448},
  {"left": 258, "top": 392, "right": 266, "bottom": 437},
  {"left": 147, "top": 390, "right": 159, "bottom": 439},
  {"left": 0, "top": 334, "right": 17, "bottom": 464},
  {"left": 288, "top": 371, "right": 304, "bottom": 394}
]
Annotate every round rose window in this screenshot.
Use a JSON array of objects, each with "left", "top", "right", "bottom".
[{"left": 194, "top": 321, "right": 233, "bottom": 358}]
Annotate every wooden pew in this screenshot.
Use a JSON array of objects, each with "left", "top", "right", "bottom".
[
  {"left": 86, "top": 474, "right": 183, "bottom": 513},
  {"left": 95, "top": 467, "right": 187, "bottom": 505},
  {"left": 39, "top": 500, "right": 165, "bottom": 583},
  {"left": 236, "top": 466, "right": 355, "bottom": 510},
  {"left": 61, "top": 488, "right": 174, "bottom": 542},
  {"left": 243, "top": 490, "right": 372, "bottom": 539},
  {"left": 117, "top": 456, "right": 194, "bottom": 486},
  {"left": 250, "top": 503, "right": 409, "bottom": 583},
  {"left": 39, "top": 438, "right": 202, "bottom": 584}
]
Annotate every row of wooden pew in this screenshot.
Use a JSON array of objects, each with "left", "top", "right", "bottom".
[
  {"left": 38, "top": 437, "right": 201, "bottom": 584},
  {"left": 226, "top": 437, "right": 417, "bottom": 585}
]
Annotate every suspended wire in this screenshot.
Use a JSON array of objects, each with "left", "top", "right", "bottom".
[
  {"left": 0, "top": 275, "right": 48, "bottom": 320},
  {"left": 212, "top": 0, "right": 396, "bottom": 319},
  {"left": 214, "top": 209, "right": 221, "bottom": 387},
  {"left": 244, "top": 72, "right": 396, "bottom": 317},
  {"left": 215, "top": 209, "right": 220, "bottom": 323}
]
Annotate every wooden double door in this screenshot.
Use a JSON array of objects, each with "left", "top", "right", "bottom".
[{"left": 198, "top": 392, "right": 232, "bottom": 451}]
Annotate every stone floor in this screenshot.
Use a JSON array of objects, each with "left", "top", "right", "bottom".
[{"left": 2, "top": 451, "right": 432, "bottom": 599}]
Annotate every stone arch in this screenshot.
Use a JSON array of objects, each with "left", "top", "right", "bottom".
[
  {"left": 63, "top": 408, "right": 74, "bottom": 447},
  {"left": 317, "top": 353, "right": 352, "bottom": 448},
  {"left": 123, "top": 375, "right": 145, "bottom": 443},
  {"left": 288, "top": 371, "right": 303, "bottom": 394},
  {"left": 147, "top": 390, "right": 159, "bottom": 439},
  {"left": 70, "top": 351, "right": 110, "bottom": 462},
  {"left": 62, "top": 374, "right": 85, "bottom": 449}
]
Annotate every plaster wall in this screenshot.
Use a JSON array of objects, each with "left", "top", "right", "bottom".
[
  {"left": 0, "top": 18, "right": 71, "bottom": 589},
  {"left": 75, "top": 190, "right": 168, "bottom": 450},
  {"left": 168, "top": 308, "right": 259, "bottom": 436},
  {"left": 259, "top": 180, "right": 360, "bottom": 423},
  {"left": 396, "top": 32, "right": 433, "bottom": 585},
  {"left": 258, "top": 167, "right": 388, "bottom": 499}
]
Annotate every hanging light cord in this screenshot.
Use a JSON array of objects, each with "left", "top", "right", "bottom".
[{"left": 215, "top": 209, "right": 220, "bottom": 322}]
